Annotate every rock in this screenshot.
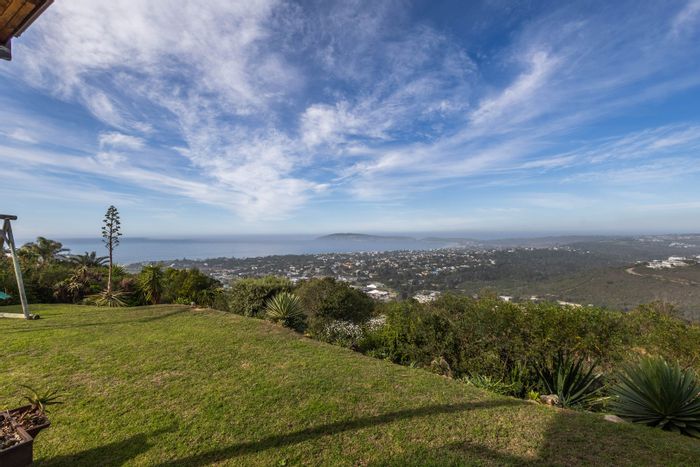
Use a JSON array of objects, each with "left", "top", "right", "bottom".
[
  {"left": 604, "top": 414, "right": 626, "bottom": 423},
  {"left": 539, "top": 394, "right": 560, "bottom": 406}
]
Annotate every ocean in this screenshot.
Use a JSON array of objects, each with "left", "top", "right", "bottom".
[{"left": 56, "top": 235, "right": 452, "bottom": 264}]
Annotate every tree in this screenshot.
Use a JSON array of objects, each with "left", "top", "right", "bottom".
[
  {"left": 20, "top": 237, "right": 69, "bottom": 265},
  {"left": 138, "top": 265, "right": 164, "bottom": 305},
  {"left": 69, "top": 251, "right": 108, "bottom": 268},
  {"left": 101, "top": 206, "right": 122, "bottom": 294}
]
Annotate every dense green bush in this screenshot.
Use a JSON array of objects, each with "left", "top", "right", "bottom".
[
  {"left": 610, "top": 356, "right": 700, "bottom": 437},
  {"left": 627, "top": 303, "right": 700, "bottom": 371},
  {"left": 163, "top": 268, "right": 219, "bottom": 305},
  {"left": 359, "top": 299, "right": 458, "bottom": 367},
  {"left": 227, "top": 276, "right": 293, "bottom": 317},
  {"left": 361, "top": 295, "right": 633, "bottom": 382},
  {"left": 1, "top": 239, "right": 222, "bottom": 309},
  {"left": 295, "top": 278, "right": 374, "bottom": 333}
]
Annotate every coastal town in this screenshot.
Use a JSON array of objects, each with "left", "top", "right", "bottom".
[
  {"left": 124, "top": 234, "right": 700, "bottom": 312},
  {"left": 141, "top": 246, "right": 592, "bottom": 301}
]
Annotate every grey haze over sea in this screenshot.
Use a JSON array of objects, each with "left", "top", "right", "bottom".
[
  {"left": 41, "top": 230, "right": 639, "bottom": 264},
  {"left": 54, "top": 235, "right": 450, "bottom": 264}
]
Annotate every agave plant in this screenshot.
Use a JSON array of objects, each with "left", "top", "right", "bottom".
[
  {"left": 265, "top": 292, "right": 306, "bottom": 331},
  {"left": 19, "top": 385, "right": 64, "bottom": 414},
  {"left": 88, "top": 290, "right": 127, "bottom": 308},
  {"left": 610, "top": 356, "right": 700, "bottom": 437},
  {"left": 463, "top": 374, "right": 517, "bottom": 396},
  {"left": 535, "top": 351, "right": 602, "bottom": 408}
]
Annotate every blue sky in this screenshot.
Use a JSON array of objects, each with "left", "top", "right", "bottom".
[{"left": 1, "top": 0, "right": 700, "bottom": 238}]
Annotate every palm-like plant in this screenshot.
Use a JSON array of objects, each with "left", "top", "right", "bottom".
[
  {"left": 535, "top": 352, "right": 602, "bottom": 408},
  {"left": 65, "top": 265, "right": 98, "bottom": 302},
  {"left": 610, "top": 356, "right": 700, "bottom": 437},
  {"left": 20, "top": 237, "right": 69, "bottom": 264},
  {"left": 138, "top": 265, "right": 164, "bottom": 305},
  {"left": 265, "top": 292, "right": 306, "bottom": 331},
  {"left": 69, "top": 251, "right": 108, "bottom": 267}
]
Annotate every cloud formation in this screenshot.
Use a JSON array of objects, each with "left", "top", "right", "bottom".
[{"left": 1, "top": 0, "right": 699, "bottom": 233}]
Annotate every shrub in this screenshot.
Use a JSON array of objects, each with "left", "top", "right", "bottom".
[
  {"left": 429, "top": 356, "right": 453, "bottom": 377},
  {"left": 227, "top": 276, "right": 293, "bottom": 317},
  {"left": 265, "top": 292, "right": 306, "bottom": 331},
  {"left": 163, "top": 268, "right": 220, "bottom": 305},
  {"left": 534, "top": 352, "right": 602, "bottom": 409},
  {"left": 359, "top": 300, "right": 457, "bottom": 368},
  {"left": 317, "top": 320, "right": 365, "bottom": 348},
  {"left": 295, "top": 278, "right": 374, "bottom": 333},
  {"left": 628, "top": 303, "right": 700, "bottom": 372},
  {"left": 610, "top": 356, "right": 700, "bottom": 437},
  {"left": 360, "top": 295, "right": 635, "bottom": 385}
]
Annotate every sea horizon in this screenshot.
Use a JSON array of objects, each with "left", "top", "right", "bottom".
[{"left": 22, "top": 230, "right": 698, "bottom": 264}]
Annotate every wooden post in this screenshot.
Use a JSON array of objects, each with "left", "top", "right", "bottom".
[{"left": 1, "top": 215, "right": 31, "bottom": 319}]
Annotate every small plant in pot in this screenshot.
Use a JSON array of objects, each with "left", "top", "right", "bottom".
[
  {"left": 10, "top": 385, "right": 64, "bottom": 438},
  {"left": 1, "top": 386, "right": 63, "bottom": 466}
]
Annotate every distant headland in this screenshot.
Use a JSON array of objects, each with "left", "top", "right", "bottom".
[{"left": 317, "top": 233, "right": 416, "bottom": 241}]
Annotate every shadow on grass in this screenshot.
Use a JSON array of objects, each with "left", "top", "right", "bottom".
[
  {"left": 154, "top": 399, "right": 522, "bottom": 467},
  {"left": 36, "top": 425, "right": 175, "bottom": 467},
  {"left": 369, "top": 409, "right": 700, "bottom": 466},
  {"left": 370, "top": 439, "right": 529, "bottom": 466},
  {"left": 1, "top": 307, "right": 189, "bottom": 334}
]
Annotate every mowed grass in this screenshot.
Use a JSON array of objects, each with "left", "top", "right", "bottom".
[{"left": 1, "top": 305, "right": 699, "bottom": 466}]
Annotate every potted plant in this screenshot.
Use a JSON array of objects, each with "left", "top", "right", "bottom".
[
  {"left": 0, "top": 411, "right": 33, "bottom": 467},
  {"left": 8, "top": 386, "right": 63, "bottom": 439}
]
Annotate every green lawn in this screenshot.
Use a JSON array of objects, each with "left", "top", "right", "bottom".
[{"left": 1, "top": 305, "right": 699, "bottom": 466}]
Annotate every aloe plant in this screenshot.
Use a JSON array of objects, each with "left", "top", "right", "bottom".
[
  {"left": 610, "top": 356, "right": 700, "bottom": 437},
  {"left": 20, "top": 385, "right": 64, "bottom": 414},
  {"left": 535, "top": 352, "right": 602, "bottom": 408},
  {"left": 265, "top": 292, "right": 306, "bottom": 331},
  {"left": 89, "top": 290, "right": 127, "bottom": 307}
]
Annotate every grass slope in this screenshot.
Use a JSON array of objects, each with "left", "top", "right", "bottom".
[{"left": 1, "top": 305, "right": 699, "bottom": 466}]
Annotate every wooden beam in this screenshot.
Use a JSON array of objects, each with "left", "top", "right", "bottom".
[
  {"left": 2, "top": 218, "right": 31, "bottom": 319},
  {"left": 0, "top": 312, "right": 28, "bottom": 319},
  {"left": 0, "top": 1, "right": 34, "bottom": 44},
  {"left": 0, "top": 1, "right": 14, "bottom": 16},
  {"left": 14, "top": 0, "right": 52, "bottom": 37},
  {"left": 0, "top": 0, "right": 52, "bottom": 43}
]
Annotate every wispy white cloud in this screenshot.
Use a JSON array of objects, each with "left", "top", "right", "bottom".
[
  {"left": 99, "top": 132, "right": 145, "bottom": 150},
  {"left": 672, "top": 0, "right": 700, "bottom": 36},
  {"left": 2, "top": 0, "right": 699, "bottom": 231},
  {"left": 5, "top": 129, "right": 37, "bottom": 144}
]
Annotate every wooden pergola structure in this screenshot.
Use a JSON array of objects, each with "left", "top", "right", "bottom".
[
  {"left": 0, "top": 214, "right": 33, "bottom": 319},
  {"left": 0, "top": 0, "right": 52, "bottom": 61}
]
